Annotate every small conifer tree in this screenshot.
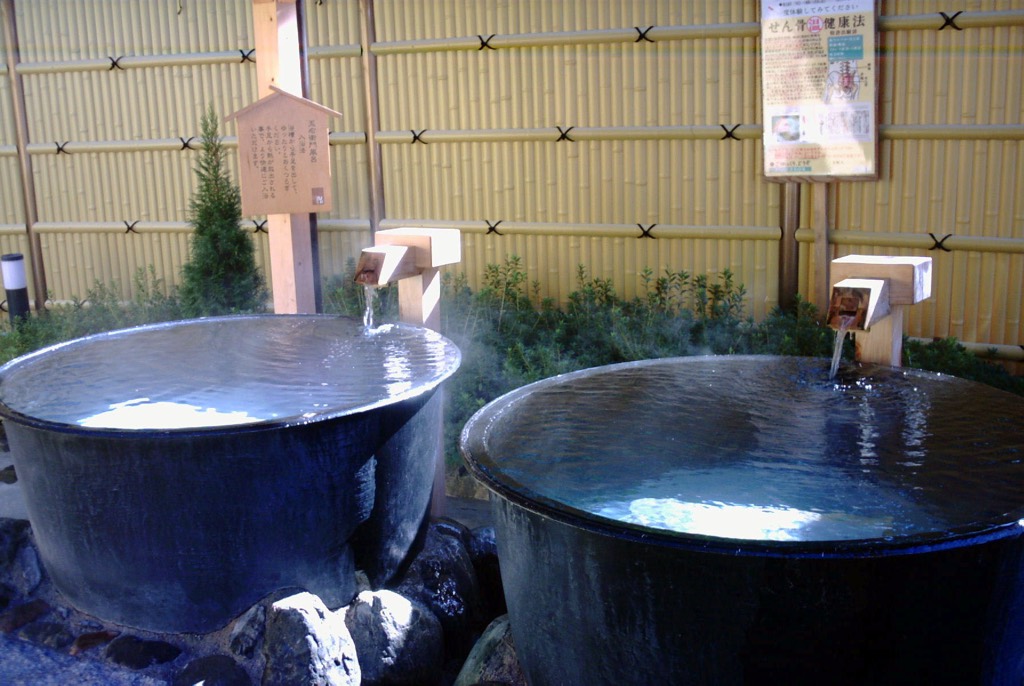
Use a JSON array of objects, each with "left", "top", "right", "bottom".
[{"left": 179, "top": 105, "right": 266, "bottom": 316}]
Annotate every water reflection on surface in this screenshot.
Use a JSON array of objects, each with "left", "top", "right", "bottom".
[
  {"left": 476, "top": 356, "right": 1024, "bottom": 543},
  {"left": 79, "top": 398, "right": 261, "bottom": 429},
  {"left": 0, "top": 316, "right": 460, "bottom": 431}
]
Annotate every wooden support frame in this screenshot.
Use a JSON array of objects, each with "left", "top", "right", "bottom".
[{"left": 251, "top": 0, "right": 318, "bottom": 314}]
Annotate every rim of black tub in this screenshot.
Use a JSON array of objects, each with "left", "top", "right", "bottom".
[
  {"left": 460, "top": 355, "right": 1024, "bottom": 560},
  {"left": 0, "top": 314, "right": 461, "bottom": 438}
]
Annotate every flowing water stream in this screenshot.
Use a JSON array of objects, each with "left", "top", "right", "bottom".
[
  {"left": 363, "top": 284, "right": 376, "bottom": 329},
  {"left": 829, "top": 315, "right": 856, "bottom": 379}
]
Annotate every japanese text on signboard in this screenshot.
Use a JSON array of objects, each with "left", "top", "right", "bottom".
[{"left": 248, "top": 120, "right": 323, "bottom": 204}]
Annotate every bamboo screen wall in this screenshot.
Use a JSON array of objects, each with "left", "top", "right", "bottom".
[{"left": 0, "top": 1, "right": 1021, "bottom": 355}]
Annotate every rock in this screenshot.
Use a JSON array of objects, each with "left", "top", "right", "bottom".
[
  {"left": 466, "top": 526, "right": 497, "bottom": 562},
  {"left": 0, "top": 598, "right": 50, "bottom": 633},
  {"left": 0, "top": 633, "right": 168, "bottom": 686},
  {"left": 0, "top": 519, "right": 29, "bottom": 569},
  {"left": 344, "top": 589, "right": 443, "bottom": 685},
  {"left": 396, "top": 523, "right": 483, "bottom": 659},
  {"left": 0, "top": 519, "right": 42, "bottom": 595},
  {"left": 432, "top": 517, "right": 473, "bottom": 549},
  {"left": 261, "top": 591, "right": 360, "bottom": 686},
  {"left": 18, "top": 619, "right": 75, "bottom": 649},
  {"left": 467, "top": 526, "right": 506, "bottom": 620},
  {"left": 70, "top": 629, "right": 120, "bottom": 656},
  {"left": 230, "top": 603, "right": 266, "bottom": 658},
  {"left": 173, "top": 654, "right": 252, "bottom": 686},
  {"left": 0, "top": 464, "right": 15, "bottom": 484},
  {"left": 452, "top": 615, "right": 527, "bottom": 686},
  {"left": 0, "top": 582, "right": 14, "bottom": 611},
  {"left": 104, "top": 634, "right": 182, "bottom": 669},
  {"left": 13, "top": 542, "right": 42, "bottom": 594}
]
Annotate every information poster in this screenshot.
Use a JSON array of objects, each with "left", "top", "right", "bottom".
[{"left": 761, "top": 1, "right": 877, "bottom": 180}]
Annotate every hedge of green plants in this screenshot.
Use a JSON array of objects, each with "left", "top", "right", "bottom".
[{"left": 323, "top": 256, "right": 1024, "bottom": 466}]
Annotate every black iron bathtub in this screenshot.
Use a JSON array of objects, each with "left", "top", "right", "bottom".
[{"left": 461, "top": 356, "right": 1024, "bottom": 685}]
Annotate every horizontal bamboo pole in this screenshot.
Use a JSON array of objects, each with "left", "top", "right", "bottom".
[
  {"left": 16, "top": 51, "right": 256, "bottom": 75},
  {"left": 30, "top": 219, "right": 373, "bottom": 234},
  {"left": 21, "top": 123, "right": 1020, "bottom": 154},
  {"left": 380, "top": 219, "right": 779, "bottom": 241},
  {"left": 375, "top": 124, "right": 1016, "bottom": 146},
  {"left": 311, "top": 219, "right": 371, "bottom": 232},
  {"left": 372, "top": 23, "right": 761, "bottom": 55},
  {"left": 378, "top": 125, "right": 760, "bottom": 144},
  {"left": 307, "top": 45, "right": 362, "bottom": 59},
  {"left": 880, "top": 10, "right": 1024, "bottom": 32},
  {"left": 881, "top": 125, "right": 1024, "bottom": 141},
  {"left": 24, "top": 132, "right": 363, "bottom": 155},
  {"left": 797, "top": 229, "right": 1024, "bottom": 255},
  {"left": 13, "top": 46, "right": 360, "bottom": 76},
  {"left": 376, "top": 128, "right": 553, "bottom": 144},
  {"left": 33, "top": 222, "right": 194, "bottom": 234},
  {"left": 371, "top": 11, "right": 1024, "bottom": 55},
  {"left": 6, "top": 10, "right": 1020, "bottom": 76}
]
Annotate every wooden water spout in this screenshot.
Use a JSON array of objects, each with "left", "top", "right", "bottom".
[
  {"left": 355, "top": 228, "right": 461, "bottom": 515},
  {"left": 354, "top": 228, "right": 461, "bottom": 331},
  {"left": 827, "top": 255, "right": 932, "bottom": 367}
]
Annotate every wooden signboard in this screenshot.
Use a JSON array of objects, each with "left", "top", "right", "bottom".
[{"left": 226, "top": 86, "right": 341, "bottom": 216}]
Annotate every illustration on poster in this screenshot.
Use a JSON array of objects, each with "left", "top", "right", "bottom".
[
  {"left": 824, "top": 60, "right": 861, "bottom": 103},
  {"left": 772, "top": 115, "right": 802, "bottom": 143}
]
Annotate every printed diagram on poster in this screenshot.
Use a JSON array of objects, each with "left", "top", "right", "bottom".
[
  {"left": 226, "top": 87, "right": 342, "bottom": 216},
  {"left": 761, "top": 1, "right": 878, "bottom": 180}
]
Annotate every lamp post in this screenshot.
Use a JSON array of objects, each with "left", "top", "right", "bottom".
[{"left": 2, "top": 253, "right": 30, "bottom": 324}]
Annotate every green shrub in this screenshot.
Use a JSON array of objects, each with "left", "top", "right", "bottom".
[
  {"left": 903, "top": 337, "right": 1024, "bottom": 395},
  {"left": 0, "top": 268, "right": 182, "bottom": 365},
  {"left": 179, "top": 105, "right": 266, "bottom": 317},
  {"left": 321, "top": 259, "right": 398, "bottom": 323},
  {"left": 752, "top": 295, "right": 840, "bottom": 358},
  {"left": 433, "top": 257, "right": 1021, "bottom": 467}
]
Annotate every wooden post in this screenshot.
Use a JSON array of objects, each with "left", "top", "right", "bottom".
[
  {"left": 251, "top": 0, "right": 317, "bottom": 313},
  {"left": 812, "top": 182, "right": 832, "bottom": 316},
  {"left": 359, "top": 0, "right": 386, "bottom": 233},
  {"left": 856, "top": 307, "right": 904, "bottom": 367},
  {"left": 2, "top": 0, "right": 47, "bottom": 312},
  {"left": 778, "top": 182, "right": 800, "bottom": 313},
  {"left": 366, "top": 229, "right": 461, "bottom": 518}
]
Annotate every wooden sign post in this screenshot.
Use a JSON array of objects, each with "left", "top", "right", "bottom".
[{"left": 248, "top": 0, "right": 326, "bottom": 314}]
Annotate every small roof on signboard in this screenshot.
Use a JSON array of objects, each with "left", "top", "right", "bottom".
[{"left": 224, "top": 86, "right": 342, "bottom": 123}]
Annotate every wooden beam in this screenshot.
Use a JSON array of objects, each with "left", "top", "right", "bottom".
[
  {"left": 1, "top": 0, "right": 46, "bottom": 311},
  {"left": 359, "top": 0, "right": 386, "bottom": 232},
  {"left": 778, "top": 182, "right": 800, "bottom": 313},
  {"left": 251, "top": 0, "right": 317, "bottom": 313},
  {"left": 812, "top": 182, "right": 831, "bottom": 316}
]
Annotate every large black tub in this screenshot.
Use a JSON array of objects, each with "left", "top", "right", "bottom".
[
  {"left": 461, "top": 356, "right": 1024, "bottom": 685},
  {"left": 0, "top": 315, "right": 460, "bottom": 632}
]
